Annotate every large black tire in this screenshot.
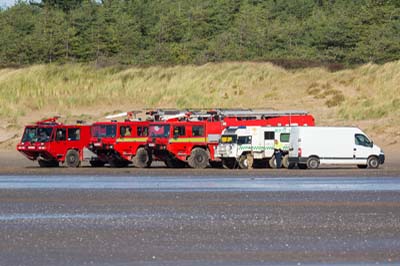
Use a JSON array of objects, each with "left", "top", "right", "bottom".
[
  {"left": 89, "top": 160, "right": 105, "bottom": 167},
  {"left": 306, "top": 156, "right": 320, "bottom": 169},
  {"left": 269, "top": 156, "right": 276, "bottom": 168},
  {"left": 222, "top": 158, "right": 236, "bottom": 169},
  {"left": 282, "top": 155, "right": 290, "bottom": 168},
  {"left": 367, "top": 156, "right": 379, "bottom": 169},
  {"left": 270, "top": 155, "right": 289, "bottom": 169},
  {"left": 357, "top": 164, "right": 368, "bottom": 169},
  {"left": 38, "top": 159, "right": 59, "bottom": 167},
  {"left": 188, "top": 148, "right": 209, "bottom": 169},
  {"left": 298, "top": 163, "right": 308, "bottom": 169},
  {"left": 238, "top": 155, "right": 250, "bottom": 169},
  {"left": 65, "top": 149, "right": 81, "bottom": 168},
  {"left": 132, "top": 147, "right": 152, "bottom": 168},
  {"left": 165, "top": 157, "right": 186, "bottom": 168}
]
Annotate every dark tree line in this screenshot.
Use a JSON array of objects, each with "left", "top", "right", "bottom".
[{"left": 0, "top": 0, "right": 399, "bottom": 66}]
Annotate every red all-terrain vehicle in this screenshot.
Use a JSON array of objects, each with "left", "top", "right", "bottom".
[
  {"left": 16, "top": 117, "right": 91, "bottom": 167},
  {"left": 87, "top": 110, "right": 189, "bottom": 167},
  {"left": 89, "top": 119, "right": 151, "bottom": 167}
]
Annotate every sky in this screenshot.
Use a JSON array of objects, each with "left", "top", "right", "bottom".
[{"left": 0, "top": 0, "right": 17, "bottom": 8}]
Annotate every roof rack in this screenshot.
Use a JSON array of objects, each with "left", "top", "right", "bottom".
[{"left": 36, "top": 116, "right": 62, "bottom": 125}]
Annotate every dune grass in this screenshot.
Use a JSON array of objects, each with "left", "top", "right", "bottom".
[{"left": 0, "top": 61, "right": 399, "bottom": 148}]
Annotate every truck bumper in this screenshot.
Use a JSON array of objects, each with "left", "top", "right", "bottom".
[{"left": 379, "top": 154, "right": 385, "bottom": 165}]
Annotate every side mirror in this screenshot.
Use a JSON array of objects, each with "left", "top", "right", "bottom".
[{"left": 370, "top": 141, "right": 374, "bottom": 148}]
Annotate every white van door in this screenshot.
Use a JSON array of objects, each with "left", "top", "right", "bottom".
[{"left": 354, "top": 133, "right": 373, "bottom": 164}]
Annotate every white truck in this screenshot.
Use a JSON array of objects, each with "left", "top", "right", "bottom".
[
  {"left": 215, "top": 126, "right": 293, "bottom": 169},
  {"left": 288, "top": 126, "right": 385, "bottom": 169}
]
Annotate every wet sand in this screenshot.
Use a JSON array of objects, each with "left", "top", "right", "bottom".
[
  {"left": 1, "top": 187, "right": 399, "bottom": 266},
  {"left": 1, "top": 149, "right": 399, "bottom": 177}
]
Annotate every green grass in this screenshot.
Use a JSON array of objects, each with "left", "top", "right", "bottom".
[{"left": 0, "top": 61, "right": 399, "bottom": 136}]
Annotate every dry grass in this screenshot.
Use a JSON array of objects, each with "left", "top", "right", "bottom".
[{"left": 0, "top": 61, "right": 399, "bottom": 150}]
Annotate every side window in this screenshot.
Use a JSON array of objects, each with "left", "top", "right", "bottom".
[
  {"left": 56, "top": 128, "right": 66, "bottom": 141},
  {"left": 137, "top": 126, "right": 148, "bottom": 137},
  {"left": 280, "top": 133, "right": 290, "bottom": 143},
  {"left": 355, "top": 134, "right": 372, "bottom": 147},
  {"left": 68, "top": 128, "right": 80, "bottom": 141},
  {"left": 120, "top": 126, "right": 132, "bottom": 137},
  {"left": 264, "top": 131, "right": 275, "bottom": 140},
  {"left": 173, "top": 126, "right": 185, "bottom": 137},
  {"left": 192, "top": 126, "right": 204, "bottom": 137},
  {"left": 238, "top": 136, "right": 252, "bottom": 145}
]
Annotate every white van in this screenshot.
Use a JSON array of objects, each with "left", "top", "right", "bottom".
[{"left": 288, "top": 127, "right": 385, "bottom": 169}]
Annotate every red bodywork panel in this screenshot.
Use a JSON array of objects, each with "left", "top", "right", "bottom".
[
  {"left": 89, "top": 120, "right": 150, "bottom": 163},
  {"left": 148, "top": 115, "right": 315, "bottom": 162},
  {"left": 16, "top": 118, "right": 91, "bottom": 163}
]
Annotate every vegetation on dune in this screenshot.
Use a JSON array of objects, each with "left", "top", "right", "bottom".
[
  {"left": 0, "top": 61, "right": 399, "bottom": 123},
  {"left": 0, "top": 0, "right": 399, "bottom": 66}
]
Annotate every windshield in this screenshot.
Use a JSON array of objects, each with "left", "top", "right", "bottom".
[
  {"left": 149, "top": 125, "right": 170, "bottom": 138},
  {"left": 92, "top": 124, "right": 117, "bottom": 138},
  {"left": 220, "top": 135, "right": 237, "bottom": 144},
  {"left": 22, "top": 127, "right": 53, "bottom": 143}
]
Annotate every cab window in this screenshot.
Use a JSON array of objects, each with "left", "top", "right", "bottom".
[
  {"left": 192, "top": 126, "right": 204, "bottom": 137},
  {"left": 355, "top": 134, "right": 372, "bottom": 147},
  {"left": 137, "top": 126, "right": 148, "bottom": 137},
  {"left": 55, "top": 128, "right": 66, "bottom": 141},
  {"left": 120, "top": 126, "right": 132, "bottom": 137},
  {"left": 173, "top": 126, "right": 185, "bottom": 137},
  {"left": 280, "top": 133, "right": 290, "bottom": 143},
  {"left": 238, "top": 136, "right": 251, "bottom": 145},
  {"left": 68, "top": 128, "right": 80, "bottom": 141}
]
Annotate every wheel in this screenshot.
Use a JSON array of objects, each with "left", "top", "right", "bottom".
[
  {"left": 298, "top": 163, "right": 308, "bottom": 169},
  {"left": 65, "top": 149, "right": 81, "bottom": 168},
  {"left": 132, "top": 147, "right": 152, "bottom": 168},
  {"left": 165, "top": 157, "right": 186, "bottom": 168},
  {"left": 89, "top": 160, "right": 105, "bottom": 167},
  {"left": 357, "top": 164, "right": 368, "bottom": 169},
  {"left": 188, "top": 148, "right": 209, "bottom": 169},
  {"left": 269, "top": 156, "right": 276, "bottom": 168},
  {"left": 306, "top": 156, "right": 320, "bottom": 169},
  {"left": 282, "top": 155, "right": 290, "bottom": 168},
  {"left": 238, "top": 155, "right": 249, "bottom": 169},
  {"left": 222, "top": 158, "right": 236, "bottom": 169},
  {"left": 38, "top": 159, "right": 59, "bottom": 167},
  {"left": 367, "top": 156, "right": 379, "bottom": 169}
]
